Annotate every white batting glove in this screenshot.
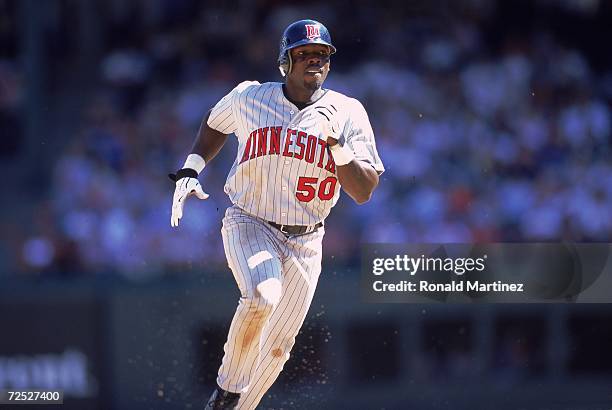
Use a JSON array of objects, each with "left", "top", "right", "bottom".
[
  {"left": 315, "top": 107, "right": 355, "bottom": 165},
  {"left": 170, "top": 172, "right": 209, "bottom": 227},
  {"left": 315, "top": 106, "right": 341, "bottom": 142}
]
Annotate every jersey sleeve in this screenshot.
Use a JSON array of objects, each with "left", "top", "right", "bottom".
[
  {"left": 207, "top": 81, "right": 259, "bottom": 134},
  {"left": 345, "top": 98, "right": 385, "bottom": 174}
]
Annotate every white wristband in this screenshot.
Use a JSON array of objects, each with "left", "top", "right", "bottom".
[
  {"left": 183, "top": 153, "right": 206, "bottom": 174},
  {"left": 329, "top": 143, "right": 354, "bottom": 166}
]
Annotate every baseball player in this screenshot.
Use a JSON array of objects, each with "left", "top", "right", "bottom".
[{"left": 170, "top": 19, "right": 384, "bottom": 409}]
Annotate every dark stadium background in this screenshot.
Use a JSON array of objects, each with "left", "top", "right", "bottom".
[{"left": 1, "top": 0, "right": 611, "bottom": 409}]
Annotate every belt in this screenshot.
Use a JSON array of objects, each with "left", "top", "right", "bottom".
[{"left": 268, "top": 221, "right": 323, "bottom": 236}]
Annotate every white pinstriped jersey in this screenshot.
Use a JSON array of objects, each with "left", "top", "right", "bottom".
[{"left": 207, "top": 81, "right": 384, "bottom": 225}]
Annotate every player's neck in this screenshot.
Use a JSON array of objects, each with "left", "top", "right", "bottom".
[{"left": 282, "top": 84, "right": 325, "bottom": 109}]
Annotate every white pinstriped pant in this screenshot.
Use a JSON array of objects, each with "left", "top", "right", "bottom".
[{"left": 218, "top": 205, "right": 324, "bottom": 409}]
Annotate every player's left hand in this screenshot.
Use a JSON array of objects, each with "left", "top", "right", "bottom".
[
  {"left": 315, "top": 107, "right": 341, "bottom": 142},
  {"left": 326, "top": 136, "right": 338, "bottom": 147},
  {"left": 170, "top": 175, "right": 209, "bottom": 227}
]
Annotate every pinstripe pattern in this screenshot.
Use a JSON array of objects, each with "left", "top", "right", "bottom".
[
  {"left": 207, "top": 81, "right": 385, "bottom": 226},
  {"left": 219, "top": 213, "right": 281, "bottom": 393},
  {"left": 237, "top": 247, "right": 320, "bottom": 410},
  {"left": 205, "top": 80, "right": 384, "bottom": 408},
  {"left": 218, "top": 206, "right": 323, "bottom": 407}
]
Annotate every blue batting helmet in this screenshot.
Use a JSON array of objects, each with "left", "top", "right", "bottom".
[{"left": 278, "top": 19, "right": 336, "bottom": 76}]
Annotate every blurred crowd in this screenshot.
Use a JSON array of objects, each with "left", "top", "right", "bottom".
[{"left": 7, "top": 1, "right": 612, "bottom": 277}]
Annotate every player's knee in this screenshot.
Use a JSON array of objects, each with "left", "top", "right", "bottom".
[
  {"left": 242, "top": 296, "right": 274, "bottom": 322},
  {"left": 255, "top": 278, "right": 282, "bottom": 307}
]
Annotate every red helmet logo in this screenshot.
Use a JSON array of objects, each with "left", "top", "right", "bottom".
[{"left": 305, "top": 24, "right": 320, "bottom": 40}]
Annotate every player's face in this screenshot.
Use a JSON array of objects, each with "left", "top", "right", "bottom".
[{"left": 288, "top": 44, "right": 331, "bottom": 91}]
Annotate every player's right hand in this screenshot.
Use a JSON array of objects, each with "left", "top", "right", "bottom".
[{"left": 170, "top": 176, "right": 209, "bottom": 227}]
